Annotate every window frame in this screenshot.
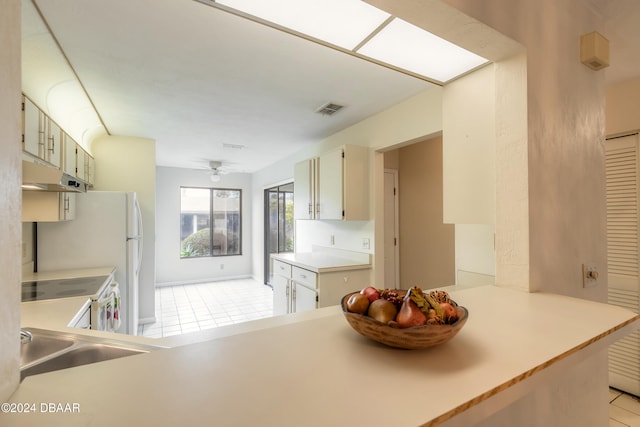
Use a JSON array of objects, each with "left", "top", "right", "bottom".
[{"left": 180, "top": 186, "right": 243, "bottom": 259}]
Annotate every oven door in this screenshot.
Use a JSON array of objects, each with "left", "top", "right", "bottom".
[
  {"left": 90, "top": 282, "right": 122, "bottom": 332},
  {"left": 91, "top": 292, "right": 114, "bottom": 332}
]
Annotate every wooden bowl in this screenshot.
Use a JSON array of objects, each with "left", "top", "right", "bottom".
[{"left": 341, "top": 292, "right": 469, "bottom": 349}]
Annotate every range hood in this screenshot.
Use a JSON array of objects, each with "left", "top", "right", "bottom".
[{"left": 22, "top": 161, "right": 87, "bottom": 193}]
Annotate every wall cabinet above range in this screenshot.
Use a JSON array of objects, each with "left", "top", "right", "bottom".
[
  {"left": 293, "top": 144, "right": 370, "bottom": 221},
  {"left": 22, "top": 191, "right": 76, "bottom": 222}
]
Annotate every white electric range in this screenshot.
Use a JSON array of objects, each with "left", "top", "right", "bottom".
[{"left": 21, "top": 268, "right": 121, "bottom": 332}]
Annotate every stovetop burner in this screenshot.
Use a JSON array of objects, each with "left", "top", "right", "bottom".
[{"left": 21, "top": 275, "right": 110, "bottom": 302}]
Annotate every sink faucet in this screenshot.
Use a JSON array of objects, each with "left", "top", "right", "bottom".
[{"left": 20, "top": 329, "right": 33, "bottom": 344}]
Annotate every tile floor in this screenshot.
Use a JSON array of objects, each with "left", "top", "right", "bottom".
[
  {"left": 137, "top": 278, "right": 273, "bottom": 338},
  {"left": 139, "top": 280, "right": 640, "bottom": 425},
  {"left": 610, "top": 388, "right": 640, "bottom": 426}
]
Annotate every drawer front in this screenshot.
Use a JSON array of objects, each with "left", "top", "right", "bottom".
[
  {"left": 273, "top": 259, "right": 292, "bottom": 278},
  {"left": 292, "top": 266, "right": 317, "bottom": 288}
]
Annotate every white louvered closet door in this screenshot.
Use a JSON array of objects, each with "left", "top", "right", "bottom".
[{"left": 606, "top": 133, "right": 640, "bottom": 397}]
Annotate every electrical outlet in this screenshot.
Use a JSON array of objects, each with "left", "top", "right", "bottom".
[
  {"left": 582, "top": 264, "right": 598, "bottom": 288},
  {"left": 362, "top": 238, "right": 370, "bottom": 250}
]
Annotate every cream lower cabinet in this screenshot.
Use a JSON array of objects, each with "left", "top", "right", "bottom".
[{"left": 272, "top": 259, "right": 370, "bottom": 315}]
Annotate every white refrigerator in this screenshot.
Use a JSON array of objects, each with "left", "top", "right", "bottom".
[{"left": 37, "top": 191, "right": 143, "bottom": 335}]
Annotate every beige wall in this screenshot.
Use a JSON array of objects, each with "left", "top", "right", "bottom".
[
  {"left": 606, "top": 76, "right": 640, "bottom": 136},
  {"left": 0, "top": 0, "right": 22, "bottom": 401},
  {"left": 92, "top": 135, "right": 157, "bottom": 324},
  {"left": 396, "top": 137, "right": 455, "bottom": 289}
]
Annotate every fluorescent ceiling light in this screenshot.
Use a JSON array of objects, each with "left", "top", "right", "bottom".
[
  {"left": 204, "top": 0, "right": 489, "bottom": 83},
  {"left": 357, "top": 18, "right": 488, "bottom": 83},
  {"left": 216, "top": 0, "right": 390, "bottom": 50}
]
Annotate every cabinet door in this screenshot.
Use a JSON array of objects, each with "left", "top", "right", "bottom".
[
  {"left": 87, "top": 155, "right": 95, "bottom": 186},
  {"left": 317, "top": 148, "right": 343, "bottom": 220},
  {"left": 342, "top": 145, "right": 370, "bottom": 221},
  {"left": 272, "top": 273, "right": 290, "bottom": 316},
  {"left": 23, "top": 97, "right": 44, "bottom": 158},
  {"left": 60, "top": 192, "right": 76, "bottom": 221},
  {"left": 76, "top": 146, "right": 87, "bottom": 181},
  {"left": 293, "top": 282, "right": 317, "bottom": 313},
  {"left": 293, "top": 159, "right": 316, "bottom": 219},
  {"left": 62, "top": 133, "right": 77, "bottom": 176},
  {"left": 22, "top": 192, "right": 75, "bottom": 222},
  {"left": 46, "top": 119, "right": 62, "bottom": 168}
]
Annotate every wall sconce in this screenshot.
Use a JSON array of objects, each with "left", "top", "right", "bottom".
[{"left": 580, "top": 31, "right": 609, "bottom": 71}]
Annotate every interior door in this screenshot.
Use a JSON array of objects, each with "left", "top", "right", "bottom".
[{"left": 384, "top": 170, "right": 399, "bottom": 289}]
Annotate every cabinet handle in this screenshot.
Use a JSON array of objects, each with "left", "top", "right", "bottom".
[
  {"left": 292, "top": 285, "right": 296, "bottom": 313},
  {"left": 63, "top": 195, "right": 70, "bottom": 212},
  {"left": 48, "top": 136, "right": 55, "bottom": 152},
  {"left": 308, "top": 203, "right": 312, "bottom": 216},
  {"left": 286, "top": 283, "right": 290, "bottom": 313}
]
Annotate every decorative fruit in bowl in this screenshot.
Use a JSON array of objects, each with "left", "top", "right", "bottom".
[{"left": 341, "top": 286, "right": 468, "bottom": 349}]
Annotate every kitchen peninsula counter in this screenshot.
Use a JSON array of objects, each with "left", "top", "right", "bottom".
[
  {"left": 4, "top": 285, "right": 639, "bottom": 427},
  {"left": 271, "top": 248, "right": 371, "bottom": 273}
]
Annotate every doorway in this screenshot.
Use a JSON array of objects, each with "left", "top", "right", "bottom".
[
  {"left": 384, "top": 169, "right": 399, "bottom": 289},
  {"left": 264, "top": 182, "right": 294, "bottom": 286}
]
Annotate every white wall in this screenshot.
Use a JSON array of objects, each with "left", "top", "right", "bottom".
[
  {"left": 443, "top": 63, "right": 496, "bottom": 225},
  {"left": 0, "top": 0, "right": 22, "bottom": 401},
  {"left": 92, "top": 135, "right": 157, "bottom": 323},
  {"left": 156, "top": 166, "right": 253, "bottom": 286}
]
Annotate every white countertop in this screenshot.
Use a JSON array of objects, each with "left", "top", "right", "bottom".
[
  {"left": 271, "top": 250, "right": 371, "bottom": 273},
  {"left": 4, "top": 285, "right": 638, "bottom": 427},
  {"left": 22, "top": 267, "right": 116, "bottom": 282}
]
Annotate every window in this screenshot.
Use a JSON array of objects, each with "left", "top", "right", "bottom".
[{"left": 180, "top": 187, "right": 242, "bottom": 258}]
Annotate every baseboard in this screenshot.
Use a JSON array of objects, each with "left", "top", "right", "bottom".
[
  {"left": 138, "top": 316, "right": 156, "bottom": 325},
  {"left": 155, "top": 274, "right": 253, "bottom": 288}
]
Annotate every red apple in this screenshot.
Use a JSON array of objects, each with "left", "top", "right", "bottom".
[{"left": 360, "top": 286, "right": 380, "bottom": 303}]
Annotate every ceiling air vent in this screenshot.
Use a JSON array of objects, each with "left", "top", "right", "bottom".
[{"left": 315, "top": 102, "right": 344, "bottom": 116}]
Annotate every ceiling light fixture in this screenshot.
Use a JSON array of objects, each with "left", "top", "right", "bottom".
[{"left": 194, "top": 0, "right": 489, "bottom": 84}]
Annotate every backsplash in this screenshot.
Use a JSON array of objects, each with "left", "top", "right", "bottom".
[{"left": 295, "top": 220, "right": 374, "bottom": 254}]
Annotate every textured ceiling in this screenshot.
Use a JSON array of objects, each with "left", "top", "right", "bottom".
[{"left": 23, "top": 0, "right": 640, "bottom": 173}]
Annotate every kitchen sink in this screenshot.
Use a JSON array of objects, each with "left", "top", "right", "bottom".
[
  {"left": 20, "top": 333, "right": 74, "bottom": 366},
  {"left": 20, "top": 328, "right": 164, "bottom": 381}
]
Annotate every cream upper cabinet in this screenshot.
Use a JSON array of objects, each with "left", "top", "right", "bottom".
[
  {"left": 317, "top": 148, "right": 343, "bottom": 220},
  {"left": 45, "top": 118, "right": 62, "bottom": 168},
  {"left": 22, "top": 96, "right": 45, "bottom": 159},
  {"left": 293, "top": 158, "right": 317, "bottom": 220},
  {"left": 87, "top": 155, "right": 95, "bottom": 186},
  {"left": 76, "top": 146, "right": 87, "bottom": 182},
  {"left": 22, "top": 191, "right": 76, "bottom": 222},
  {"left": 294, "top": 145, "right": 369, "bottom": 221},
  {"left": 62, "top": 132, "right": 76, "bottom": 176}
]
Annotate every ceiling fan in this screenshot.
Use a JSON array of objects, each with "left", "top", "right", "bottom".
[{"left": 205, "top": 160, "right": 230, "bottom": 182}]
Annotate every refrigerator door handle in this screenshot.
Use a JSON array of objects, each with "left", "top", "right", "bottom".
[{"left": 134, "top": 197, "right": 144, "bottom": 276}]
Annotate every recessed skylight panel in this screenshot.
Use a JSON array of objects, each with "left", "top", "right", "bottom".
[
  {"left": 217, "top": 0, "right": 391, "bottom": 50},
  {"left": 356, "top": 18, "right": 488, "bottom": 82}
]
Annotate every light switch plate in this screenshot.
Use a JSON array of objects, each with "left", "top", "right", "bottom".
[{"left": 582, "top": 264, "right": 599, "bottom": 288}]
